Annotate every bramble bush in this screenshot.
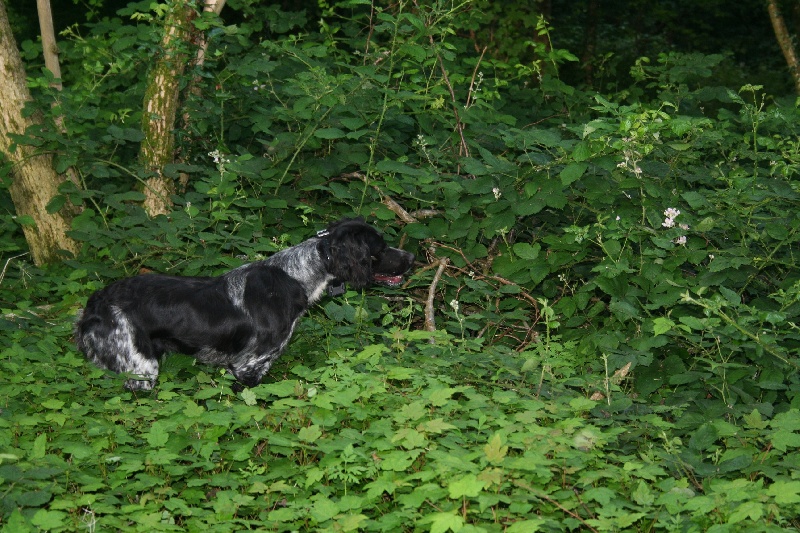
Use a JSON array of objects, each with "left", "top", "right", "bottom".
[{"left": 2, "top": 1, "right": 800, "bottom": 530}]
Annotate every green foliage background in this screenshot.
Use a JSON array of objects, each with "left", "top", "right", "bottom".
[{"left": 2, "top": 0, "right": 800, "bottom": 530}]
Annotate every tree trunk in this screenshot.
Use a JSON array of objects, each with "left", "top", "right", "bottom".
[
  {"left": 767, "top": 0, "right": 800, "bottom": 94},
  {"left": 140, "top": 0, "right": 198, "bottom": 217},
  {"left": 36, "top": 0, "right": 81, "bottom": 190},
  {"left": 0, "top": 1, "right": 80, "bottom": 264}
]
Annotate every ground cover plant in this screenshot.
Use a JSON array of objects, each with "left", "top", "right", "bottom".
[{"left": 3, "top": 0, "right": 800, "bottom": 531}]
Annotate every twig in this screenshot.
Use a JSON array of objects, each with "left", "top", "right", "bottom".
[
  {"left": 341, "top": 171, "right": 420, "bottom": 224},
  {"left": 424, "top": 257, "right": 449, "bottom": 339},
  {"left": 381, "top": 194, "right": 417, "bottom": 224},
  {"left": 428, "top": 34, "right": 469, "bottom": 158},
  {"left": 409, "top": 209, "right": 443, "bottom": 220},
  {"left": 0, "top": 253, "right": 29, "bottom": 286},
  {"left": 513, "top": 480, "right": 600, "bottom": 533},
  {"left": 465, "top": 45, "right": 488, "bottom": 109},
  {"left": 430, "top": 241, "right": 540, "bottom": 311}
]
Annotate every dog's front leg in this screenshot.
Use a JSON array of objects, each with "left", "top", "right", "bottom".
[{"left": 228, "top": 352, "right": 280, "bottom": 390}]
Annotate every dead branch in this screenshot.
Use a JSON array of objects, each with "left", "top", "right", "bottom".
[
  {"left": 424, "top": 257, "right": 449, "bottom": 337},
  {"left": 341, "top": 171, "right": 420, "bottom": 223},
  {"left": 430, "top": 241, "right": 540, "bottom": 312}
]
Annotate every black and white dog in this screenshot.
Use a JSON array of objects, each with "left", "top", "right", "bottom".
[{"left": 74, "top": 218, "right": 415, "bottom": 391}]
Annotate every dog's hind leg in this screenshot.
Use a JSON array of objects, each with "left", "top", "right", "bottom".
[{"left": 77, "top": 306, "right": 159, "bottom": 391}]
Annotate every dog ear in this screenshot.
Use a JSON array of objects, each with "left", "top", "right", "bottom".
[{"left": 328, "top": 232, "right": 373, "bottom": 289}]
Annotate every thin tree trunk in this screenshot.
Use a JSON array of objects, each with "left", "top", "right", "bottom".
[
  {"left": 176, "top": 0, "right": 225, "bottom": 191},
  {"left": 140, "top": 0, "right": 198, "bottom": 217},
  {"left": 36, "top": 0, "right": 81, "bottom": 190},
  {"left": 0, "top": 1, "right": 80, "bottom": 264},
  {"left": 767, "top": 0, "right": 800, "bottom": 94}
]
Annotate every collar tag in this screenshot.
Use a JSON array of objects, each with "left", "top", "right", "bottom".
[
  {"left": 316, "top": 229, "right": 330, "bottom": 238},
  {"left": 327, "top": 281, "right": 346, "bottom": 297}
]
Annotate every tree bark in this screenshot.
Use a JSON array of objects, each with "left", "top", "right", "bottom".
[
  {"left": 36, "top": 0, "right": 81, "bottom": 191},
  {"left": 140, "top": 0, "right": 198, "bottom": 217},
  {"left": 36, "top": 0, "right": 62, "bottom": 89},
  {"left": 767, "top": 0, "right": 800, "bottom": 94},
  {"left": 0, "top": 1, "right": 80, "bottom": 264}
]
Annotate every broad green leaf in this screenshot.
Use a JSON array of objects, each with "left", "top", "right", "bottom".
[
  {"left": 512, "top": 242, "right": 541, "bottom": 260},
  {"left": 31, "top": 510, "right": 66, "bottom": 529},
  {"left": 310, "top": 496, "right": 339, "bottom": 523},
  {"left": 652, "top": 317, "right": 674, "bottom": 336},
  {"left": 40, "top": 399, "right": 64, "bottom": 410},
  {"left": 240, "top": 388, "right": 257, "bottom": 406},
  {"left": 298, "top": 425, "right": 322, "bottom": 443},
  {"left": 560, "top": 162, "right": 588, "bottom": 186},
  {"left": 767, "top": 480, "right": 800, "bottom": 504},
  {"left": 146, "top": 420, "right": 170, "bottom": 448},
  {"left": 30, "top": 433, "right": 47, "bottom": 460},
  {"left": 448, "top": 474, "right": 485, "bottom": 499},
  {"left": 483, "top": 433, "right": 508, "bottom": 465},
  {"left": 427, "top": 387, "right": 456, "bottom": 407},
  {"left": 507, "top": 519, "right": 546, "bottom": 532},
  {"left": 314, "top": 127, "right": 345, "bottom": 139},
  {"left": 428, "top": 512, "right": 463, "bottom": 533}
]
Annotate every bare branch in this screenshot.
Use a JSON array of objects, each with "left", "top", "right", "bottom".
[{"left": 424, "top": 257, "right": 450, "bottom": 337}]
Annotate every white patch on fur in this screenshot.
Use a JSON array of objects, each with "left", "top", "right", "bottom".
[
  {"left": 226, "top": 273, "right": 248, "bottom": 311},
  {"left": 85, "top": 307, "right": 158, "bottom": 390}
]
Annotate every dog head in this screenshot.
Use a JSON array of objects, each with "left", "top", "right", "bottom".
[{"left": 318, "top": 218, "right": 415, "bottom": 290}]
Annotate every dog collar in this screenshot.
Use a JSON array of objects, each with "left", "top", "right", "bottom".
[{"left": 327, "top": 281, "right": 346, "bottom": 296}]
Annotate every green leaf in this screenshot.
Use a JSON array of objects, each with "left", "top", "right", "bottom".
[
  {"left": 507, "top": 519, "right": 547, "bottom": 532},
  {"left": 571, "top": 141, "right": 591, "bottom": 162},
  {"left": 483, "top": 433, "right": 508, "bottom": 465},
  {"left": 512, "top": 242, "right": 541, "bottom": 260},
  {"left": 240, "top": 388, "right": 257, "bottom": 406},
  {"left": 767, "top": 480, "right": 800, "bottom": 504},
  {"left": 298, "top": 425, "right": 322, "bottom": 443},
  {"left": 15, "top": 215, "right": 36, "bottom": 227},
  {"left": 41, "top": 399, "right": 65, "bottom": 410},
  {"left": 560, "top": 162, "right": 588, "bottom": 186},
  {"left": 652, "top": 317, "right": 675, "bottom": 336},
  {"left": 146, "top": 420, "right": 171, "bottom": 448},
  {"left": 254, "top": 380, "right": 299, "bottom": 398},
  {"left": 30, "top": 433, "right": 47, "bottom": 460},
  {"left": 314, "top": 128, "right": 346, "bottom": 139},
  {"left": 310, "top": 496, "right": 339, "bottom": 523},
  {"left": 428, "top": 512, "right": 463, "bottom": 533},
  {"left": 719, "top": 286, "right": 741, "bottom": 306},
  {"left": 30, "top": 510, "right": 67, "bottom": 530},
  {"left": 448, "top": 474, "right": 485, "bottom": 499},
  {"left": 427, "top": 387, "right": 456, "bottom": 407}
]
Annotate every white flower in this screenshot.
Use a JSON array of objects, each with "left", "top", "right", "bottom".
[
  {"left": 674, "top": 236, "right": 687, "bottom": 245},
  {"left": 492, "top": 187, "right": 502, "bottom": 200},
  {"left": 662, "top": 207, "right": 681, "bottom": 228}
]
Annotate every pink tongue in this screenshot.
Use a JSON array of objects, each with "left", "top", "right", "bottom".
[{"left": 374, "top": 274, "right": 402, "bottom": 284}]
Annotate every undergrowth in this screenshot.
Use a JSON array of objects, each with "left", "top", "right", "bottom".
[
  {"left": 3, "top": 0, "right": 800, "bottom": 531},
  {"left": 3, "top": 294, "right": 800, "bottom": 531}
]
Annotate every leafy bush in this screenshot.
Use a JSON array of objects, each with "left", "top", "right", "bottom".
[{"left": 2, "top": 1, "right": 800, "bottom": 530}]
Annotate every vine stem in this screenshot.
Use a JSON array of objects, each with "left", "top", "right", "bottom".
[{"left": 681, "top": 292, "right": 799, "bottom": 370}]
